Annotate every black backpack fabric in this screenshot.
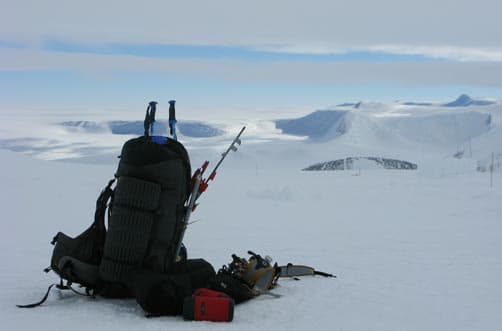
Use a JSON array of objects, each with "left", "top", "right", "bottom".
[
  {"left": 209, "top": 273, "right": 257, "bottom": 304},
  {"left": 126, "top": 259, "right": 215, "bottom": 316},
  {"left": 48, "top": 180, "right": 114, "bottom": 290},
  {"left": 99, "top": 135, "right": 191, "bottom": 283}
]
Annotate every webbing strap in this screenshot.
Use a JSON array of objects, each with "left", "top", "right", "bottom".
[
  {"left": 16, "top": 281, "right": 69, "bottom": 308},
  {"left": 314, "top": 270, "right": 335, "bottom": 278},
  {"left": 93, "top": 178, "right": 115, "bottom": 231}
]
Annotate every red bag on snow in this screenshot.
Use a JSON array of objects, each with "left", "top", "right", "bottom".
[{"left": 183, "top": 288, "right": 234, "bottom": 322}]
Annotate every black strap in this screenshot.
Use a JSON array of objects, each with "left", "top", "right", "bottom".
[
  {"left": 94, "top": 178, "right": 115, "bottom": 231},
  {"left": 18, "top": 260, "right": 98, "bottom": 309},
  {"left": 16, "top": 279, "right": 95, "bottom": 309},
  {"left": 16, "top": 281, "right": 69, "bottom": 308},
  {"left": 97, "top": 179, "right": 115, "bottom": 207},
  {"left": 314, "top": 270, "right": 336, "bottom": 278}
]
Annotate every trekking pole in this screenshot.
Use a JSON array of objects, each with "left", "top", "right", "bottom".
[{"left": 168, "top": 100, "right": 177, "bottom": 141}]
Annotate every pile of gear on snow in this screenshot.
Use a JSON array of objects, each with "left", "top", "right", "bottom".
[{"left": 18, "top": 101, "right": 334, "bottom": 322}]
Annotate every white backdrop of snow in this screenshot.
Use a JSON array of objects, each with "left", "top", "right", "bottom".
[{"left": 1, "top": 97, "right": 501, "bottom": 330}]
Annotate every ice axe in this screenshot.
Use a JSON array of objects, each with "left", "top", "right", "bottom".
[{"left": 174, "top": 126, "right": 246, "bottom": 261}]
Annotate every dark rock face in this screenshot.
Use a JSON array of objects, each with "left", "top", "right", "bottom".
[{"left": 303, "top": 157, "right": 418, "bottom": 171}]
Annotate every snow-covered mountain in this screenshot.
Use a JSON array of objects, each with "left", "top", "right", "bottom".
[
  {"left": 275, "top": 107, "right": 492, "bottom": 145},
  {"left": 263, "top": 96, "right": 499, "bottom": 173},
  {"left": 0, "top": 95, "right": 500, "bottom": 173},
  {"left": 442, "top": 94, "right": 495, "bottom": 107},
  {"left": 275, "top": 110, "right": 348, "bottom": 139}
]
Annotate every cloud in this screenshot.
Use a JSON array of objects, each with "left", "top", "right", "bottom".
[
  {"left": 1, "top": 0, "right": 501, "bottom": 50},
  {"left": 2, "top": 48, "right": 502, "bottom": 87},
  {"left": 367, "top": 45, "right": 502, "bottom": 62},
  {"left": 254, "top": 44, "right": 502, "bottom": 62}
]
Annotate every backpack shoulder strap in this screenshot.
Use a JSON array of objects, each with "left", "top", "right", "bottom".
[
  {"left": 94, "top": 179, "right": 115, "bottom": 231},
  {"left": 18, "top": 179, "right": 116, "bottom": 309},
  {"left": 50, "top": 179, "right": 115, "bottom": 272}
]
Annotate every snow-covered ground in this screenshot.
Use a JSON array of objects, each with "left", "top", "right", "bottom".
[{"left": 1, "top": 95, "right": 501, "bottom": 330}]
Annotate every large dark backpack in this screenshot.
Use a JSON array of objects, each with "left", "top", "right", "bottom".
[
  {"left": 19, "top": 102, "right": 215, "bottom": 312},
  {"left": 99, "top": 134, "right": 191, "bottom": 283}
]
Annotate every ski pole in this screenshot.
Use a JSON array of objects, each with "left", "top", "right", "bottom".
[
  {"left": 143, "top": 101, "right": 158, "bottom": 137},
  {"left": 168, "top": 100, "right": 177, "bottom": 141}
]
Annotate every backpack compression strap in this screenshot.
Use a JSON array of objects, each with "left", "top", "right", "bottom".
[{"left": 99, "top": 176, "right": 161, "bottom": 282}]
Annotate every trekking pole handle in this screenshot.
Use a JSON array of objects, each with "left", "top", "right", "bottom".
[
  {"left": 143, "top": 101, "right": 158, "bottom": 136},
  {"left": 168, "top": 100, "right": 176, "bottom": 122},
  {"left": 168, "top": 100, "right": 177, "bottom": 140}
]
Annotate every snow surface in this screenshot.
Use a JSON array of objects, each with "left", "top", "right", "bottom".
[{"left": 1, "top": 96, "right": 501, "bottom": 330}]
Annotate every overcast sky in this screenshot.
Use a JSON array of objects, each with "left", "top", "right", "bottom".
[{"left": 1, "top": 0, "right": 501, "bottom": 113}]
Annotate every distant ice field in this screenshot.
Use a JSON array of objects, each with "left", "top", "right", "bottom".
[{"left": 0, "top": 95, "right": 501, "bottom": 173}]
